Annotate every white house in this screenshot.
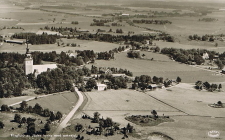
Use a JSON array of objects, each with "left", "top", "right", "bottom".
[
  {"left": 97, "top": 83, "right": 107, "bottom": 91},
  {"left": 202, "top": 52, "right": 209, "bottom": 60}
]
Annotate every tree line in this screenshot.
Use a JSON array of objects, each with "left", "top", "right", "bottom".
[
  {"left": 189, "top": 34, "right": 215, "bottom": 42},
  {"left": 12, "top": 33, "right": 59, "bottom": 45},
  {"left": 195, "top": 81, "right": 222, "bottom": 92},
  {"left": 161, "top": 48, "right": 206, "bottom": 65},
  {"left": 78, "top": 33, "right": 174, "bottom": 44},
  {"left": 133, "top": 19, "right": 172, "bottom": 25}
]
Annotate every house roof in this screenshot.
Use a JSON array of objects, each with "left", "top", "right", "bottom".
[{"left": 97, "top": 84, "right": 107, "bottom": 87}]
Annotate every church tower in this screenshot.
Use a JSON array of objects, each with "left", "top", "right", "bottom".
[{"left": 24, "top": 43, "right": 33, "bottom": 75}]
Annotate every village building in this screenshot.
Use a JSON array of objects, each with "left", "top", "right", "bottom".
[
  {"left": 97, "top": 83, "right": 107, "bottom": 91},
  {"left": 66, "top": 52, "right": 77, "bottom": 58},
  {"left": 24, "top": 47, "right": 57, "bottom": 76},
  {"left": 202, "top": 52, "right": 209, "bottom": 59},
  {"left": 4, "top": 39, "right": 25, "bottom": 45},
  {"left": 148, "top": 84, "right": 158, "bottom": 90}
]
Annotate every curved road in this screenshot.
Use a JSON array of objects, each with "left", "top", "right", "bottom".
[{"left": 49, "top": 87, "right": 84, "bottom": 140}]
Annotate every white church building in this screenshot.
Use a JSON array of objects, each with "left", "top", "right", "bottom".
[{"left": 24, "top": 47, "right": 57, "bottom": 76}]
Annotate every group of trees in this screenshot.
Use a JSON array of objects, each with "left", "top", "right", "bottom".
[
  {"left": 12, "top": 33, "right": 59, "bottom": 45},
  {"left": 161, "top": 48, "right": 206, "bottom": 65},
  {"left": 189, "top": 34, "right": 215, "bottom": 42},
  {"left": 78, "top": 33, "right": 174, "bottom": 44},
  {"left": 18, "top": 101, "right": 63, "bottom": 121},
  {"left": 0, "top": 52, "right": 25, "bottom": 68},
  {"left": 195, "top": 81, "right": 222, "bottom": 92},
  {"left": 116, "top": 29, "right": 123, "bottom": 33},
  {"left": 91, "top": 112, "right": 133, "bottom": 137},
  {"left": 43, "top": 26, "right": 77, "bottom": 35},
  {"left": 91, "top": 66, "right": 133, "bottom": 77},
  {"left": 199, "top": 18, "right": 217, "bottom": 22},
  {"left": 127, "top": 51, "right": 141, "bottom": 58},
  {"left": 0, "top": 66, "right": 30, "bottom": 98},
  {"left": 132, "top": 75, "right": 181, "bottom": 90},
  {"left": 133, "top": 19, "right": 172, "bottom": 25},
  {"left": 13, "top": 113, "right": 51, "bottom": 136},
  {"left": 32, "top": 65, "right": 87, "bottom": 94}
]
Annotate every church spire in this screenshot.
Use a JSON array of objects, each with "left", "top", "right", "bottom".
[{"left": 26, "top": 36, "right": 30, "bottom": 54}]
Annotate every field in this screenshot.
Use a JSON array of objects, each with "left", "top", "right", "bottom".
[
  {"left": 80, "top": 83, "right": 225, "bottom": 140},
  {"left": 0, "top": 112, "right": 48, "bottom": 139},
  {"left": 13, "top": 91, "right": 78, "bottom": 114},
  {"left": 0, "top": 39, "right": 121, "bottom": 53},
  {"left": 89, "top": 52, "right": 225, "bottom": 83}
]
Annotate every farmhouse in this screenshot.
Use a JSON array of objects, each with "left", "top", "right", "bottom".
[
  {"left": 202, "top": 52, "right": 209, "bottom": 59},
  {"left": 66, "top": 52, "right": 77, "bottom": 58},
  {"left": 121, "top": 14, "right": 130, "bottom": 16},
  {"left": 24, "top": 47, "right": 57, "bottom": 76},
  {"left": 97, "top": 83, "right": 107, "bottom": 91},
  {"left": 148, "top": 84, "right": 158, "bottom": 90}
]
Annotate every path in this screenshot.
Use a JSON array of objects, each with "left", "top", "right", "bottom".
[{"left": 49, "top": 87, "right": 84, "bottom": 140}]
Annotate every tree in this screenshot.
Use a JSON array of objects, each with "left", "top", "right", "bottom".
[
  {"left": 176, "top": 76, "right": 181, "bottom": 83},
  {"left": 0, "top": 121, "right": 4, "bottom": 129},
  {"left": 215, "top": 43, "right": 218, "bottom": 47},
  {"left": 86, "top": 78, "right": 97, "bottom": 89},
  {"left": 27, "top": 122, "right": 35, "bottom": 136},
  {"left": 215, "top": 59, "right": 224, "bottom": 70},
  {"left": 151, "top": 110, "right": 158, "bottom": 119},
  {"left": 218, "top": 84, "right": 222, "bottom": 91},
  {"left": 20, "top": 101, "right": 28, "bottom": 111},
  {"left": 55, "top": 111, "right": 63, "bottom": 120},
  {"left": 93, "top": 112, "right": 100, "bottom": 123},
  {"left": 43, "top": 109, "right": 51, "bottom": 117},
  {"left": 1, "top": 104, "right": 10, "bottom": 111},
  {"left": 217, "top": 101, "right": 222, "bottom": 106},
  {"left": 14, "top": 114, "right": 21, "bottom": 123},
  {"left": 49, "top": 111, "right": 55, "bottom": 122},
  {"left": 44, "top": 123, "right": 51, "bottom": 131}
]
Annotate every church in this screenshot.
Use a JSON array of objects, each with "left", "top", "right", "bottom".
[{"left": 24, "top": 47, "right": 57, "bottom": 77}]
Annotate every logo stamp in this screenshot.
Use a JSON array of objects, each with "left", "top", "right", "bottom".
[{"left": 208, "top": 130, "right": 220, "bottom": 138}]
